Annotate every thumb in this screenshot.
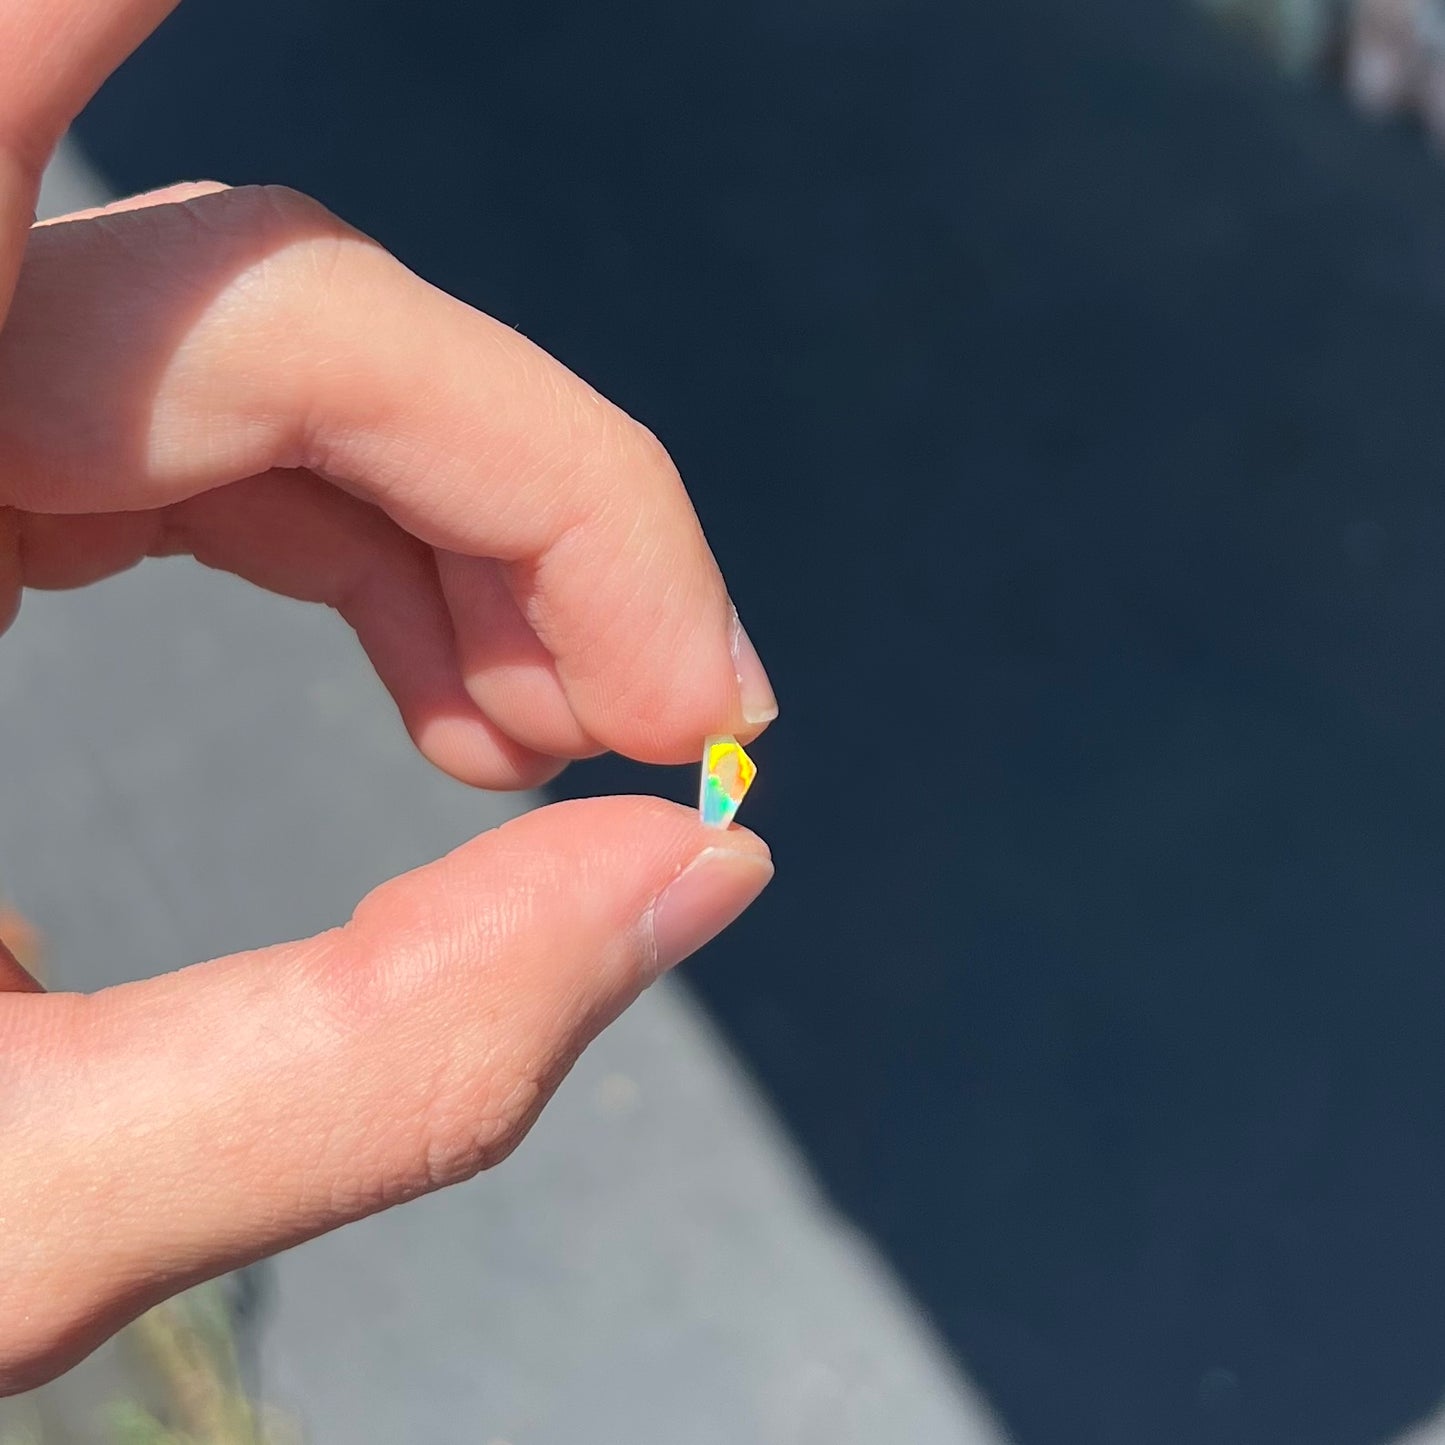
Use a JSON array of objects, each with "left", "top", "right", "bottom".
[{"left": 0, "top": 796, "right": 772, "bottom": 1392}]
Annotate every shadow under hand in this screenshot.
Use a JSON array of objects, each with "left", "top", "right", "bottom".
[{"left": 74, "top": 0, "right": 1445, "bottom": 1440}]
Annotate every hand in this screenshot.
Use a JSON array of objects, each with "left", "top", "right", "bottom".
[{"left": 0, "top": 0, "right": 777, "bottom": 1393}]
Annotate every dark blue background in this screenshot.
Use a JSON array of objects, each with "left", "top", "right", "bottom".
[{"left": 75, "top": 1, "right": 1445, "bottom": 1439}]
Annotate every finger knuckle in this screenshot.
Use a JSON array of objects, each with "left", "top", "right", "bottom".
[
  {"left": 236, "top": 182, "right": 349, "bottom": 236},
  {"left": 198, "top": 184, "right": 373, "bottom": 291},
  {"left": 303, "top": 914, "right": 548, "bottom": 1195},
  {"left": 617, "top": 417, "right": 681, "bottom": 491},
  {"left": 414, "top": 1070, "right": 548, "bottom": 1192}
]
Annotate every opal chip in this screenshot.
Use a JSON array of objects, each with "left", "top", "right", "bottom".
[{"left": 699, "top": 734, "right": 756, "bottom": 829}]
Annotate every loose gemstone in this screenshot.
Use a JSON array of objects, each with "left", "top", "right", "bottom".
[{"left": 699, "top": 734, "right": 756, "bottom": 829}]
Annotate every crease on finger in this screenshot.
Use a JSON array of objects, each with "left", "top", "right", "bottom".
[{"left": 336, "top": 538, "right": 566, "bottom": 792}]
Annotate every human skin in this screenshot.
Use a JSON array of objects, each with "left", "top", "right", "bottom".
[{"left": 0, "top": 0, "right": 777, "bottom": 1393}]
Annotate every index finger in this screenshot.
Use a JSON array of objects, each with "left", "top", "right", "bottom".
[
  {"left": 0, "top": 185, "right": 778, "bottom": 764},
  {"left": 0, "top": 0, "right": 179, "bottom": 316}
]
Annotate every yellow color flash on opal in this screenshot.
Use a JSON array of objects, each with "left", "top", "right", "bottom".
[{"left": 700, "top": 735, "right": 756, "bottom": 829}]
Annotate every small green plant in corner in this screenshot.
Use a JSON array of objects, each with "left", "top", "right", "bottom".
[{"left": 104, "top": 1284, "right": 301, "bottom": 1445}]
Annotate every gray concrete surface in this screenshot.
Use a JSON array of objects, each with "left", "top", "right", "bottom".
[{"left": 0, "top": 143, "right": 1003, "bottom": 1445}]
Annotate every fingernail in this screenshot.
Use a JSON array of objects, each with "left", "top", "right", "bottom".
[
  {"left": 1348, "top": 43, "right": 1406, "bottom": 113},
  {"left": 648, "top": 847, "right": 774, "bottom": 977},
  {"left": 730, "top": 606, "right": 779, "bottom": 726}
]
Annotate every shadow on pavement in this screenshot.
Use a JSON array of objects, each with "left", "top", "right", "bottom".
[{"left": 74, "top": 0, "right": 1445, "bottom": 1439}]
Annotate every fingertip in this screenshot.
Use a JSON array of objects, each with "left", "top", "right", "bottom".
[
  {"left": 730, "top": 605, "right": 779, "bottom": 729},
  {"left": 647, "top": 844, "right": 774, "bottom": 978},
  {"left": 493, "top": 793, "right": 771, "bottom": 863},
  {"left": 573, "top": 603, "right": 778, "bottom": 766},
  {"left": 709, "top": 820, "right": 773, "bottom": 868}
]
